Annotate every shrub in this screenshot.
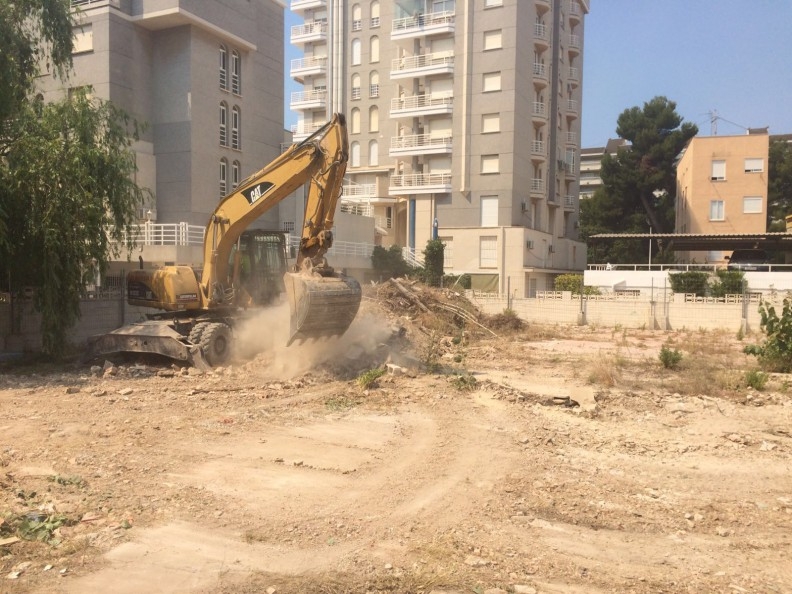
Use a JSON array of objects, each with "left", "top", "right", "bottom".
[
  {"left": 744, "top": 298, "right": 792, "bottom": 372},
  {"left": 745, "top": 369, "right": 769, "bottom": 390},
  {"left": 710, "top": 270, "right": 746, "bottom": 297},
  {"left": 659, "top": 345, "right": 683, "bottom": 369},
  {"left": 421, "top": 239, "right": 445, "bottom": 287},
  {"left": 554, "top": 273, "right": 600, "bottom": 295},
  {"left": 371, "top": 245, "right": 413, "bottom": 279},
  {"left": 668, "top": 271, "right": 709, "bottom": 296},
  {"left": 357, "top": 367, "right": 386, "bottom": 389}
]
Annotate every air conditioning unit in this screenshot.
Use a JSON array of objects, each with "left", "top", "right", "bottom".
[{"left": 526, "top": 240, "right": 534, "bottom": 249}]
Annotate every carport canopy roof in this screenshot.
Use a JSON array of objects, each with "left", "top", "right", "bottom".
[{"left": 589, "top": 232, "right": 792, "bottom": 251}]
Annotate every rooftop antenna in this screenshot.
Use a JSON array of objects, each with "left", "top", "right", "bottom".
[{"left": 709, "top": 109, "right": 718, "bottom": 135}]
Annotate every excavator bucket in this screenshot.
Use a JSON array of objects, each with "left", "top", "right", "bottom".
[{"left": 283, "top": 271, "right": 362, "bottom": 345}]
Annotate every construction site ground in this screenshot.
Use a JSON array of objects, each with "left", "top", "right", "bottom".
[{"left": 1, "top": 282, "right": 791, "bottom": 594}]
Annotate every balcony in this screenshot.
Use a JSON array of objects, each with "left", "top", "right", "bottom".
[
  {"left": 569, "top": 1, "right": 582, "bottom": 23},
  {"left": 342, "top": 183, "right": 377, "bottom": 200},
  {"left": 532, "top": 101, "right": 547, "bottom": 122},
  {"left": 390, "top": 94, "right": 453, "bottom": 118},
  {"left": 568, "top": 66, "right": 579, "bottom": 84},
  {"left": 569, "top": 34, "right": 581, "bottom": 53},
  {"left": 531, "top": 140, "right": 545, "bottom": 159},
  {"left": 391, "top": 10, "right": 455, "bottom": 41},
  {"left": 391, "top": 52, "right": 454, "bottom": 79},
  {"left": 564, "top": 131, "right": 577, "bottom": 144},
  {"left": 290, "top": 121, "right": 325, "bottom": 142},
  {"left": 389, "top": 172, "right": 452, "bottom": 195},
  {"left": 290, "top": 0, "right": 326, "bottom": 12},
  {"left": 567, "top": 99, "right": 579, "bottom": 118},
  {"left": 530, "top": 178, "right": 545, "bottom": 197},
  {"left": 534, "top": 23, "right": 549, "bottom": 48},
  {"left": 389, "top": 133, "right": 453, "bottom": 157},
  {"left": 290, "top": 56, "right": 327, "bottom": 81},
  {"left": 290, "top": 89, "right": 327, "bottom": 111},
  {"left": 564, "top": 195, "right": 576, "bottom": 210},
  {"left": 290, "top": 20, "right": 328, "bottom": 45},
  {"left": 532, "top": 62, "right": 548, "bottom": 86}
]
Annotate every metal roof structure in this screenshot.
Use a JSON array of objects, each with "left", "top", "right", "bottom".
[{"left": 589, "top": 232, "right": 792, "bottom": 251}]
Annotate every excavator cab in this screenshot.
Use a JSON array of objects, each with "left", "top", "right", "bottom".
[{"left": 229, "top": 230, "right": 289, "bottom": 307}]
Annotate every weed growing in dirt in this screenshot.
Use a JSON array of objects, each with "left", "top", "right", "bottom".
[
  {"left": 449, "top": 373, "right": 478, "bottom": 392},
  {"left": 325, "top": 394, "right": 360, "bottom": 411},
  {"left": 587, "top": 351, "right": 626, "bottom": 387},
  {"left": 486, "top": 308, "right": 524, "bottom": 332},
  {"left": 357, "top": 367, "right": 386, "bottom": 389},
  {"left": 659, "top": 345, "right": 683, "bottom": 369},
  {"left": 745, "top": 369, "right": 769, "bottom": 390},
  {"left": 744, "top": 298, "right": 792, "bottom": 372}
]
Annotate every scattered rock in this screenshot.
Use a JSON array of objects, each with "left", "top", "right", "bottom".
[
  {"left": 464, "top": 555, "right": 490, "bottom": 567},
  {"left": 118, "top": 388, "right": 133, "bottom": 396}
]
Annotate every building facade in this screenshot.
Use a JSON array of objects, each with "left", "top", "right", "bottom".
[
  {"left": 674, "top": 131, "right": 770, "bottom": 264},
  {"left": 41, "top": 0, "right": 287, "bottom": 238},
  {"left": 290, "top": 0, "right": 588, "bottom": 295},
  {"left": 579, "top": 138, "right": 628, "bottom": 200}
]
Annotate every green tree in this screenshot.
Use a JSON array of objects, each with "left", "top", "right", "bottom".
[
  {"left": 767, "top": 138, "right": 792, "bottom": 231},
  {"left": 581, "top": 96, "right": 698, "bottom": 263},
  {"left": 371, "top": 244, "right": 412, "bottom": 279},
  {"left": 422, "top": 239, "right": 444, "bottom": 287},
  {"left": 0, "top": 1, "right": 148, "bottom": 357}
]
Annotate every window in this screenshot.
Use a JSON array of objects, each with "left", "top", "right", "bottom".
[
  {"left": 709, "top": 199, "right": 724, "bottom": 221},
  {"left": 484, "top": 30, "right": 502, "bottom": 51},
  {"left": 484, "top": 0, "right": 503, "bottom": 6},
  {"left": 350, "top": 141, "right": 361, "bottom": 167},
  {"left": 231, "top": 50, "right": 241, "bottom": 95},
  {"left": 219, "top": 158, "right": 228, "bottom": 198},
  {"left": 481, "top": 196, "right": 498, "bottom": 226},
  {"left": 481, "top": 113, "right": 500, "bottom": 133},
  {"left": 481, "top": 154, "right": 499, "bottom": 174},
  {"left": 369, "top": 71, "right": 380, "bottom": 97},
  {"left": 439, "top": 236, "right": 453, "bottom": 268},
  {"left": 351, "top": 107, "right": 361, "bottom": 134},
  {"left": 219, "top": 102, "right": 228, "bottom": 146},
  {"left": 352, "top": 3, "right": 362, "bottom": 30},
  {"left": 231, "top": 106, "right": 240, "bottom": 149},
  {"left": 219, "top": 45, "right": 228, "bottom": 90},
  {"left": 369, "top": 105, "right": 379, "bottom": 132},
  {"left": 370, "top": 36, "right": 379, "bottom": 63},
  {"left": 370, "top": 0, "right": 380, "bottom": 27},
  {"left": 369, "top": 140, "right": 379, "bottom": 166},
  {"left": 711, "top": 160, "right": 726, "bottom": 181},
  {"left": 351, "top": 39, "right": 362, "bottom": 65},
  {"left": 743, "top": 196, "right": 763, "bottom": 214},
  {"left": 282, "top": 221, "right": 296, "bottom": 233},
  {"left": 232, "top": 161, "right": 240, "bottom": 189},
  {"left": 480, "top": 236, "right": 497, "bottom": 268},
  {"left": 73, "top": 24, "right": 93, "bottom": 54},
  {"left": 744, "top": 158, "right": 764, "bottom": 173},
  {"left": 483, "top": 71, "right": 501, "bottom": 92},
  {"left": 351, "top": 73, "right": 361, "bottom": 100}
]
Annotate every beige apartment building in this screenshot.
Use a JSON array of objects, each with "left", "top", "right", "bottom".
[
  {"left": 579, "top": 138, "right": 628, "bottom": 200},
  {"left": 290, "top": 0, "right": 588, "bottom": 295},
  {"left": 38, "top": 0, "right": 290, "bottom": 269},
  {"left": 674, "top": 130, "right": 770, "bottom": 264}
]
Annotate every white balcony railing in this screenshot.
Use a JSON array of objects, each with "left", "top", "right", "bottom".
[
  {"left": 532, "top": 101, "right": 546, "bottom": 117},
  {"left": 290, "top": 19, "right": 328, "bottom": 41},
  {"left": 390, "top": 93, "right": 454, "bottom": 115},
  {"left": 564, "top": 131, "right": 577, "bottom": 143},
  {"left": 564, "top": 195, "right": 576, "bottom": 209},
  {"left": 569, "top": 34, "right": 581, "bottom": 49},
  {"left": 119, "top": 222, "right": 205, "bottom": 247},
  {"left": 535, "top": 23, "right": 548, "bottom": 40},
  {"left": 342, "top": 183, "right": 376, "bottom": 198},
  {"left": 290, "top": 55, "right": 327, "bottom": 74},
  {"left": 290, "top": 121, "right": 325, "bottom": 138},
  {"left": 290, "top": 88, "right": 327, "bottom": 106},
  {"left": 392, "top": 10, "right": 455, "bottom": 37},
  {"left": 531, "top": 178, "right": 545, "bottom": 193},
  {"left": 390, "top": 133, "right": 453, "bottom": 154},
  {"left": 533, "top": 62, "right": 547, "bottom": 78},
  {"left": 531, "top": 140, "right": 545, "bottom": 154},
  {"left": 390, "top": 172, "right": 452, "bottom": 192},
  {"left": 391, "top": 52, "right": 454, "bottom": 77},
  {"left": 567, "top": 98, "right": 579, "bottom": 112}
]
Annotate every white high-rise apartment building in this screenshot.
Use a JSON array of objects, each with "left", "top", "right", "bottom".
[{"left": 290, "top": 0, "right": 588, "bottom": 295}]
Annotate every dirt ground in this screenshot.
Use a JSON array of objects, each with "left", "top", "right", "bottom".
[{"left": 1, "top": 282, "right": 791, "bottom": 594}]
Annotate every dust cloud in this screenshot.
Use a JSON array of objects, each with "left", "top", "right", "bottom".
[{"left": 232, "top": 298, "right": 394, "bottom": 380}]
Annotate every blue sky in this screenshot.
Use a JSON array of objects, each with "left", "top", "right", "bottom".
[{"left": 284, "top": 1, "right": 792, "bottom": 147}]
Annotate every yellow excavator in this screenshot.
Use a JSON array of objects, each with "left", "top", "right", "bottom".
[{"left": 86, "top": 113, "right": 361, "bottom": 368}]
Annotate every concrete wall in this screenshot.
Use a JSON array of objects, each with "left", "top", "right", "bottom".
[{"left": 585, "top": 269, "right": 792, "bottom": 295}]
